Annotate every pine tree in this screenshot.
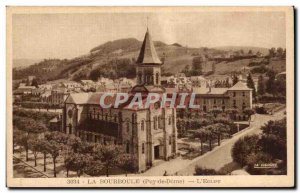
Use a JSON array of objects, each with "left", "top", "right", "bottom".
[
  {"left": 266, "top": 70, "right": 276, "bottom": 95},
  {"left": 232, "top": 74, "right": 239, "bottom": 86},
  {"left": 257, "top": 75, "right": 265, "bottom": 96},
  {"left": 247, "top": 73, "right": 256, "bottom": 100}
]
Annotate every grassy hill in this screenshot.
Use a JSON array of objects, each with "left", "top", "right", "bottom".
[
  {"left": 213, "top": 46, "right": 269, "bottom": 55},
  {"left": 13, "top": 38, "right": 285, "bottom": 82}
]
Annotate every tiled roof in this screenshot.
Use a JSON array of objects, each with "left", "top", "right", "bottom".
[
  {"left": 193, "top": 87, "right": 209, "bottom": 94},
  {"left": 65, "top": 93, "right": 90, "bottom": 104},
  {"left": 208, "top": 88, "right": 228, "bottom": 95},
  {"left": 228, "top": 81, "right": 252, "bottom": 91},
  {"left": 136, "top": 28, "right": 162, "bottom": 65}
]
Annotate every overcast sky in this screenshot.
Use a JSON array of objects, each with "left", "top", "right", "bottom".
[{"left": 12, "top": 11, "right": 286, "bottom": 60}]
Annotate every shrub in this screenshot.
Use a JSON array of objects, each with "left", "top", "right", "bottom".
[
  {"left": 250, "top": 65, "right": 269, "bottom": 74},
  {"left": 255, "top": 106, "right": 268, "bottom": 114},
  {"left": 231, "top": 135, "right": 260, "bottom": 166}
]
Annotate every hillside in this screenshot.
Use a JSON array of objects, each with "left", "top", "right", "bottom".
[
  {"left": 213, "top": 46, "right": 269, "bottom": 55},
  {"left": 13, "top": 38, "right": 284, "bottom": 82},
  {"left": 13, "top": 58, "right": 43, "bottom": 69}
]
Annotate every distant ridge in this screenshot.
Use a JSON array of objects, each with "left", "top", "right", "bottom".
[
  {"left": 90, "top": 38, "right": 167, "bottom": 55},
  {"left": 213, "top": 46, "right": 269, "bottom": 55}
]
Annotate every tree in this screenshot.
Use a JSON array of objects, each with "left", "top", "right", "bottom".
[
  {"left": 225, "top": 108, "right": 238, "bottom": 120},
  {"left": 239, "top": 49, "right": 244, "bottom": 55},
  {"left": 276, "top": 47, "right": 284, "bottom": 57},
  {"left": 243, "top": 108, "right": 255, "bottom": 125},
  {"left": 200, "top": 126, "right": 216, "bottom": 151},
  {"left": 77, "top": 141, "right": 95, "bottom": 155},
  {"left": 65, "top": 153, "right": 91, "bottom": 177},
  {"left": 13, "top": 128, "right": 23, "bottom": 154},
  {"left": 28, "top": 138, "right": 40, "bottom": 167},
  {"left": 260, "top": 119, "right": 286, "bottom": 161},
  {"left": 118, "top": 154, "right": 137, "bottom": 176},
  {"left": 246, "top": 73, "right": 256, "bottom": 100},
  {"left": 248, "top": 50, "right": 253, "bottom": 56},
  {"left": 61, "top": 134, "right": 82, "bottom": 163},
  {"left": 84, "top": 160, "right": 104, "bottom": 176},
  {"left": 191, "top": 56, "right": 204, "bottom": 76},
  {"left": 225, "top": 78, "right": 231, "bottom": 88},
  {"left": 37, "top": 140, "right": 51, "bottom": 172},
  {"left": 269, "top": 47, "right": 276, "bottom": 58},
  {"left": 231, "top": 135, "right": 260, "bottom": 166},
  {"left": 257, "top": 75, "right": 265, "bottom": 96},
  {"left": 209, "top": 108, "right": 223, "bottom": 118},
  {"left": 17, "top": 117, "right": 47, "bottom": 134},
  {"left": 47, "top": 140, "right": 61, "bottom": 177},
  {"left": 191, "top": 129, "right": 208, "bottom": 154},
  {"left": 31, "top": 78, "right": 39, "bottom": 88},
  {"left": 282, "top": 49, "right": 286, "bottom": 59},
  {"left": 232, "top": 74, "right": 239, "bottom": 86},
  {"left": 89, "top": 69, "right": 101, "bottom": 81},
  {"left": 18, "top": 133, "right": 31, "bottom": 161},
  {"left": 211, "top": 123, "right": 231, "bottom": 146},
  {"left": 94, "top": 144, "right": 123, "bottom": 177},
  {"left": 266, "top": 70, "right": 276, "bottom": 95}
]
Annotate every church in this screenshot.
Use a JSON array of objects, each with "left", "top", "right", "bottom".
[{"left": 62, "top": 28, "right": 178, "bottom": 172}]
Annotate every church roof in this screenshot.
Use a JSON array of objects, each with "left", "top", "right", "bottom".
[
  {"left": 136, "top": 28, "right": 162, "bottom": 65},
  {"left": 65, "top": 93, "right": 90, "bottom": 104},
  {"left": 228, "top": 81, "right": 252, "bottom": 91}
]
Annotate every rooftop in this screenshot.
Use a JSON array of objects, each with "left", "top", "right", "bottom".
[
  {"left": 136, "top": 28, "right": 162, "bottom": 65},
  {"left": 228, "top": 81, "right": 252, "bottom": 91}
]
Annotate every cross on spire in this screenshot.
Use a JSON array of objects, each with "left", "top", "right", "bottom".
[{"left": 146, "top": 16, "right": 149, "bottom": 29}]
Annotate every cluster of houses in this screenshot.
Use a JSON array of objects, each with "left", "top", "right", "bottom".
[{"left": 13, "top": 77, "right": 135, "bottom": 106}]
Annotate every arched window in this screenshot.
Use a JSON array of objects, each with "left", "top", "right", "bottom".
[
  {"left": 132, "top": 113, "right": 136, "bottom": 123},
  {"left": 138, "top": 73, "right": 142, "bottom": 83},
  {"left": 142, "top": 143, "right": 145, "bottom": 154},
  {"left": 168, "top": 116, "right": 172, "bottom": 125},
  {"left": 158, "top": 116, "right": 161, "bottom": 129},
  {"left": 149, "top": 75, "right": 153, "bottom": 84},
  {"left": 118, "top": 112, "right": 122, "bottom": 122},
  {"left": 126, "top": 121, "right": 130, "bottom": 133},
  {"left": 242, "top": 102, "right": 246, "bottom": 110},
  {"left": 154, "top": 116, "right": 157, "bottom": 130},
  {"left": 126, "top": 142, "right": 130, "bottom": 153},
  {"left": 68, "top": 124, "right": 72, "bottom": 134},
  {"left": 141, "top": 120, "right": 145, "bottom": 131},
  {"left": 156, "top": 72, "right": 159, "bottom": 85}
]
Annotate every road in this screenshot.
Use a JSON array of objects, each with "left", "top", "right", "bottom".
[
  {"left": 178, "top": 110, "right": 286, "bottom": 175},
  {"left": 13, "top": 156, "right": 48, "bottom": 178},
  {"left": 140, "top": 110, "right": 285, "bottom": 176}
]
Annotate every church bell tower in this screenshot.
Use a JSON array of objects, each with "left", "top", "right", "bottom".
[{"left": 136, "top": 28, "right": 162, "bottom": 86}]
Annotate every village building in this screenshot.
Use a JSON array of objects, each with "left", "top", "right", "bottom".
[{"left": 193, "top": 81, "right": 252, "bottom": 117}]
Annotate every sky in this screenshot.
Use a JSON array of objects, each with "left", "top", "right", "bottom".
[{"left": 12, "top": 11, "right": 286, "bottom": 60}]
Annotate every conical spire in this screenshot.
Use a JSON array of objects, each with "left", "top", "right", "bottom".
[{"left": 136, "top": 28, "right": 162, "bottom": 65}]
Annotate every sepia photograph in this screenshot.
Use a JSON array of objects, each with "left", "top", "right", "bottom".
[{"left": 6, "top": 6, "right": 294, "bottom": 188}]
